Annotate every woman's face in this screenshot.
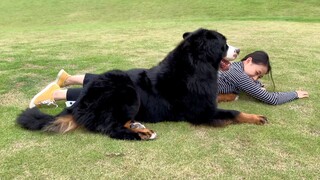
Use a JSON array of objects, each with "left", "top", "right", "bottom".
[{"left": 243, "top": 57, "right": 268, "bottom": 81}]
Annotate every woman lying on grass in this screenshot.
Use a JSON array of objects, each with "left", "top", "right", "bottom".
[
  {"left": 216, "top": 50, "right": 308, "bottom": 104},
  {"left": 28, "top": 51, "right": 308, "bottom": 108}
]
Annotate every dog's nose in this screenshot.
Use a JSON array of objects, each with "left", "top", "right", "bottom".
[{"left": 235, "top": 48, "right": 240, "bottom": 54}]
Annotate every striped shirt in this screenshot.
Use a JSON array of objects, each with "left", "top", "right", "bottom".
[{"left": 218, "top": 62, "right": 298, "bottom": 105}]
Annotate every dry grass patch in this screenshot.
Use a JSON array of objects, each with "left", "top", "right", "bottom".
[{"left": 0, "top": 90, "right": 28, "bottom": 107}]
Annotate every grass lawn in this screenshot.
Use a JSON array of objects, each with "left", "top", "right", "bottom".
[{"left": 0, "top": 0, "right": 319, "bottom": 179}]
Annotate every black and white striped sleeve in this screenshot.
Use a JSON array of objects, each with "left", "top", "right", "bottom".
[{"left": 236, "top": 75, "right": 298, "bottom": 105}]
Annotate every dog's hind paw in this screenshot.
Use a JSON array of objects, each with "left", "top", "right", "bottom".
[{"left": 124, "top": 120, "right": 157, "bottom": 140}]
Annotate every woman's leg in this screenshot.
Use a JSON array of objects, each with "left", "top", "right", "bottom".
[
  {"left": 55, "top": 69, "right": 85, "bottom": 87},
  {"left": 56, "top": 70, "right": 98, "bottom": 87},
  {"left": 29, "top": 70, "right": 99, "bottom": 108},
  {"left": 53, "top": 89, "right": 67, "bottom": 100},
  {"left": 64, "top": 75, "right": 85, "bottom": 86},
  {"left": 30, "top": 87, "right": 83, "bottom": 108},
  {"left": 29, "top": 82, "right": 63, "bottom": 108},
  {"left": 66, "top": 88, "right": 82, "bottom": 101},
  {"left": 42, "top": 88, "right": 82, "bottom": 101},
  {"left": 64, "top": 88, "right": 83, "bottom": 107},
  {"left": 83, "top": 73, "right": 99, "bottom": 86}
]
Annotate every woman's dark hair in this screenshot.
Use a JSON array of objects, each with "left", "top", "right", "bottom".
[{"left": 241, "top": 51, "right": 275, "bottom": 90}]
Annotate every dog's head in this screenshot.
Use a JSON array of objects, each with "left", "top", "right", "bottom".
[
  {"left": 182, "top": 28, "right": 239, "bottom": 71},
  {"left": 221, "top": 44, "right": 240, "bottom": 71}
]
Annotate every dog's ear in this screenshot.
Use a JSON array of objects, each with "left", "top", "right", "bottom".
[{"left": 183, "top": 32, "right": 191, "bottom": 39}]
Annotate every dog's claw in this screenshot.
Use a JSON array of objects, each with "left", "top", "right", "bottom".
[{"left": 258, "top": 115, "right": 268, "bottom": 125}]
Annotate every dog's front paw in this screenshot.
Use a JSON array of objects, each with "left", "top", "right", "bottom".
[
  {"left": 255, "top": 115, "right": 268, "bottom": 125},
  {"left": 236, "top": 113, "right": 268, "bottom": 125}
]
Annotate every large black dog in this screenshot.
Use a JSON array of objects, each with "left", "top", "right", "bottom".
[{"left": 17, "top": 28, "right": 267, "bottom": 140}]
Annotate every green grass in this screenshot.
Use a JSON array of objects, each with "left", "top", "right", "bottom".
[{"left": 0, "top": 0, "right": 319, "bottom": 179}]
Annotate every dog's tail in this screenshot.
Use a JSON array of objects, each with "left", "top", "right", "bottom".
[{"left": 16, "top": 107, "right": 78, "bottom": 133}]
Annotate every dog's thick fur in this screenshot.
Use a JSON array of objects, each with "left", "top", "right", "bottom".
[{"left": 17, "top": 28, "right": 267, "bottom": 140}]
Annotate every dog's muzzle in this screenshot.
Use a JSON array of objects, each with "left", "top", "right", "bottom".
[
  {"left": 220, "top": 45, "right": 240, "bottom": 71},
  {"left": 225, "top": 45, "right": 240, "bottom": 61}
]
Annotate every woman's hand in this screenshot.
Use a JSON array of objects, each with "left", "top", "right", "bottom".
[{"left": 296, "top": 90, "right": 309, "bottom": 98}]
